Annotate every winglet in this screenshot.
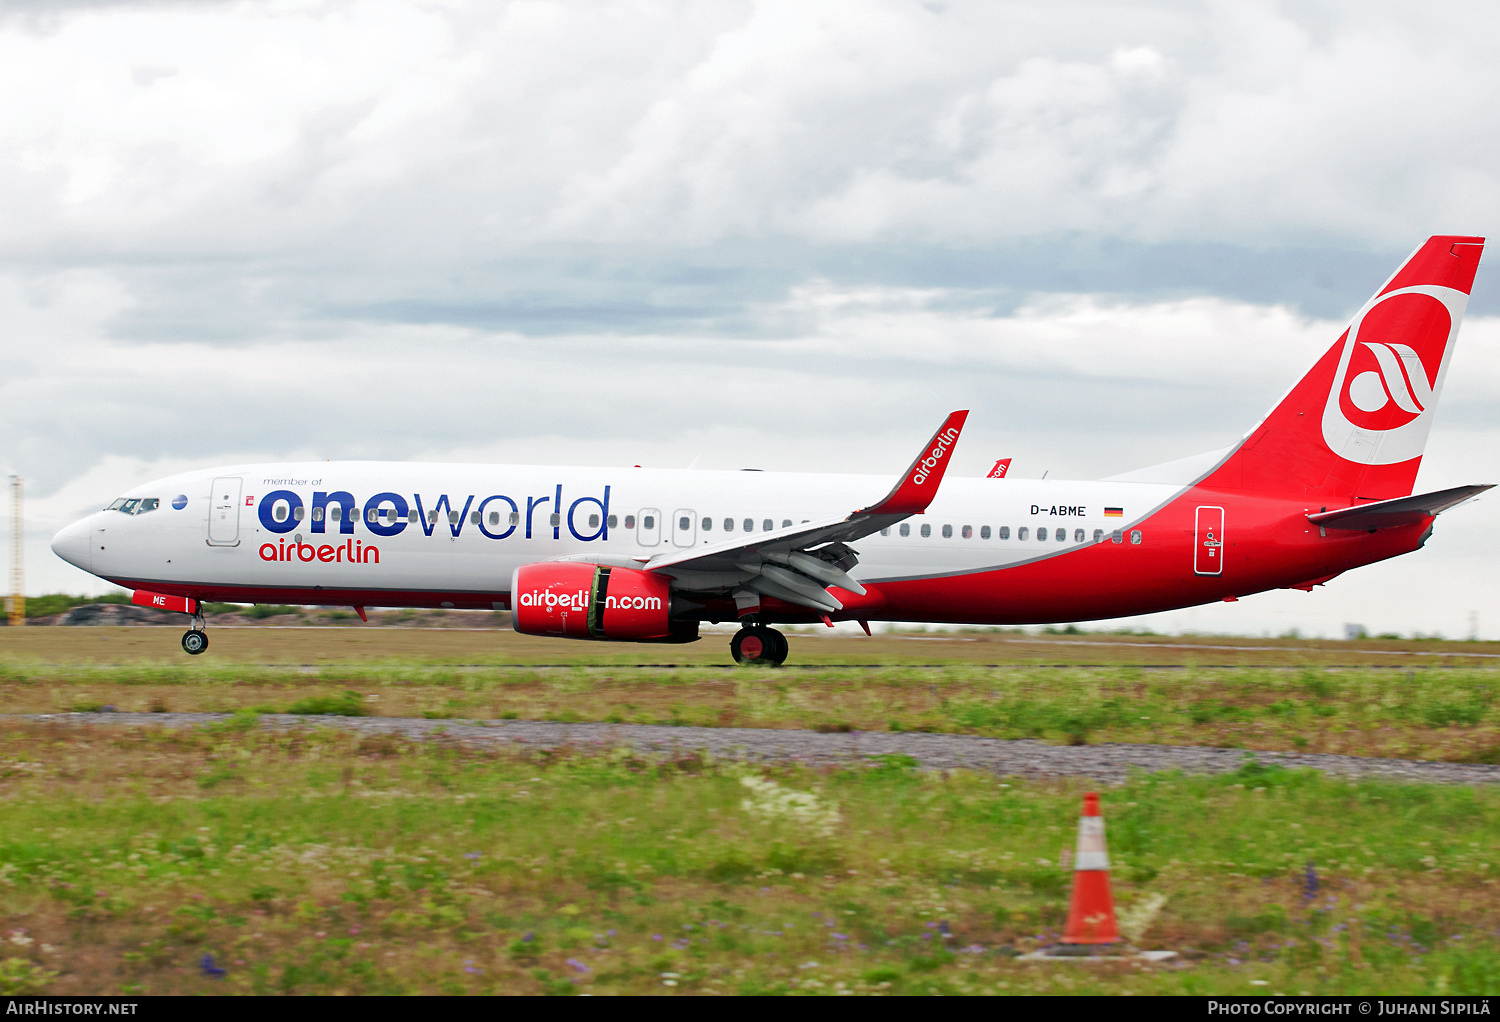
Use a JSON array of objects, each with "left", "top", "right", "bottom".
[{"left": 859, "top": 410, "right": 969, "bottom": 515}]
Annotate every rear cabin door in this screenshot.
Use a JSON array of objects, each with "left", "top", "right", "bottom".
[
  {"left": 672, "top": 508, "right": 696, "bottom": 547},
  {"left": 1194, "top": 505, "right": 1224, "bottom": 576},
  {"left": 208, "top": 477, "right": 243, "bottom": 546}
]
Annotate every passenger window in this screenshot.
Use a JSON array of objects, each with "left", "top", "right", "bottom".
[
  {"left": 743, "top": 519, "right": 753, "bottom": 533},
  {"left": 625, "top": 515, "right": 636, "bottom": 529},
  {"left": 429, "top": 511, "right": 439, "bottom": 525},
  {"left": 679, "top": 516, "right": 690, "bottom": 531},
  {"left": 880, "top": 528, "right": 889, "bottom": 536},
  {"left": 1130, "top": 529, "right": 1142, "bottom": 545},
  {"left": 920, "top": 524, "right": 931, "bottom": 538},
  {"left": 1111, "top": 530, "right": 1123, "bottom": 544},
  {"left": 762, "top": 519, "right": 772, "bottom": 532},
  {"left": 642, "top": 515, "right": 654, "bottom": 529},
  {"left": 608, "top": 515, "right": 618, "bottom": 528},
  {"left": 471, "top": 511, "right": 481, "bottom": 525},
  {"left": 273, "top": 504, "right": 287, "bottom": 522},
  {"left": 294, "top": 506, "right": 305, "bottom": 521},
  {"left": 899, "top": 523, "right": 910, "bottom": 537},
  {"left": 702, "top": 517, "right": 711, "bottom": 531},
  {"left": 550, "top": 513, "right": 561, "bottom": 527},
  {"left": 941, "top": 524, "right": 953, "bottom": 538},
  {"left": 782, "top": 519, "right": 792, "bottom": 528},
  {"left": 409, "top": 511, "right": 418, "bottom": 524},
  {"left": 489, "top": 511, "right": 501, "bottom": 526},
  {"left": 1074, "top": 528, "right": 1085, "bottom": 543},
  {"left": 366, "top": 508, "right": 377, "bottom": 523},
  {"left": 330, "top": 506, "right": 341, "bottom": 522},
  {"left": 311, "top": 507, "right": 325, "bottom": 522},
  {"left": 449, "top": 511, "right": 460, "bottom": 524},
  {"left": 1093, "top": 529, "right": 1103, "bottom": 542},
  {"left": 1018, "top": 527, "right": 1028, "bottom": 540},
  {"left": 510, "top": 512, "right": 521, "bottom": 526},
  {"left": 590, "top": 514, "right": 601, "bottom": 528},
  {"left": 962, "top": 525, "right": 972, "bottom": 539},
  {"left": 980, "top": 525, "right": 990, "bottom": 539},
  {"left": 724, "top": 518, "right": 734, "bottom": 532},
  {"left": 999, "top": 526, "right": 1010, "bottom": 540}
]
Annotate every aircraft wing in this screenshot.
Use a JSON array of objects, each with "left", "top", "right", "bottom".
[
  {"left": 640, "top": 410, "right": 968, "bottom": 615},
  {"left": 1307, "top": 484, "right": 1494, "bottom": 531}
]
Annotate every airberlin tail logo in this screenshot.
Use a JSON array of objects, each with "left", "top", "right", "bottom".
[
  {"left": 1343, "top": 340, "right": 1435, "bottom": 421},
  {"left": 1322, "top": 286, "right": 1467, "bottom": 466}
]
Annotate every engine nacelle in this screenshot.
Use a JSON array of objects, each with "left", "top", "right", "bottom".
[{"left": 510, "top": 562, "right": 677, "bottom": 641}]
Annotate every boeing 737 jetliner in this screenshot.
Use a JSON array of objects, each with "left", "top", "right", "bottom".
[{"left": 51, "top": 236, "right": 1493, "bottom": 664}]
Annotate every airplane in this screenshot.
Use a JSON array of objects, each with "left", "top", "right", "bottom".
[{"left": 50, "top": 235, "right": 1492, "bottom": 665}]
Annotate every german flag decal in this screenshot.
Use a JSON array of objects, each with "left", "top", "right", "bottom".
[{"left": 1104, "top": 507, "right": 1123, "bottom": 518}]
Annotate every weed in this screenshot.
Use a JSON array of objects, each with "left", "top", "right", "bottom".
[{"left": 286, "top": 691, "right": 367, "bottom": 716}]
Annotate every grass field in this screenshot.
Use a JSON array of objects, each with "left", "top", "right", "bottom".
[
  {"left": 1, "top": 628, "right": 1497, "bottom": 996},
  {"left": 2, "top": 629, "right": 1500, "bottom": 762},
  {"left": 0, "top": 717, "right": 1494, "bottom": 996}
]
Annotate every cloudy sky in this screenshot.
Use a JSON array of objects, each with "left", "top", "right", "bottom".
[{"left": 4, "top": 0, "right": 1500, "bottom": 638}]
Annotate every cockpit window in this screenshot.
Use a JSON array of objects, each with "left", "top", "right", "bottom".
[{"left": 108, "top": 497, "right": 160, "bottom": 515}]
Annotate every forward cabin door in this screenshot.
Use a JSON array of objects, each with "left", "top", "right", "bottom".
[
  {"left": 1194, "top": 505, "right": 1224, "bottom": 576},
  {"left": 207, "top": 477, "right": 243, "bottom": 546}
]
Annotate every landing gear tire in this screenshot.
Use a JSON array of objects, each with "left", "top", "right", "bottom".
[
  {"left": 181, "top": 630, "right": 209, "bottom": 656},
  {"left": 731, "top": 626, "right": 787, "bottom": 667}
]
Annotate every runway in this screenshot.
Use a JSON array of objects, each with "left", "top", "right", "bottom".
[{"left": 28, "top": 711, "right": 1500, "bottom": 786}]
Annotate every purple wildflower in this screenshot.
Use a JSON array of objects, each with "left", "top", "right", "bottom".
[
  {"left": 199, "top": 953, "right": 226, "bottom": 978},
  {"left": 1302, "top": 861, "right": 1320, "bottom": 902},
  {"left": 567, "top": 958, "right": 591, "bottom": 974}
]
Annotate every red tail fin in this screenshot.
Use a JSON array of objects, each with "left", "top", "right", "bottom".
[{"left": 1203, "top": 236, "right": 1483, "bottom": 502}]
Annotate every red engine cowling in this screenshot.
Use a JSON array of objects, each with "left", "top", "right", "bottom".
[{"left": 510, "top": 562, "right": 675, "bottom": 641}]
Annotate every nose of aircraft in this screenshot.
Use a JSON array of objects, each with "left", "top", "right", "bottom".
[{"left": 50, "top": 517, "right": 93, "bottom": 573}]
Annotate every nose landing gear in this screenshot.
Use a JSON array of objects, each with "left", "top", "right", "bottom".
[
  {"left": 731, "top": 625, "right": 788, "bottom": 666},
  {"left": 181, "top": 606, "right": 209, "bottom": 656}
]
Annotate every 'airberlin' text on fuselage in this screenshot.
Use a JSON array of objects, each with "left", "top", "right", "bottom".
[{"left": 259, "top": 538, "right": 379, "bottom": 564}]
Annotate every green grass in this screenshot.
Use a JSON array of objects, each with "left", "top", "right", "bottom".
[
  {"left": 1, "top": 662, "right": 1498, "bottom": 761},
  {"left": 285, "top": 691, "right": 368, "bottom": 716},
  {"left": 0, "top": 720, "right": 1495, "bottom": 995}
]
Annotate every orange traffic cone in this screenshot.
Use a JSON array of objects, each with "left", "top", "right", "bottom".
[{"left": 1060, "top": 792, "right": 1119, "bottom": 945}]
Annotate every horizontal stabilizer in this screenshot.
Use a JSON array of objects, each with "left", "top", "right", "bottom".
[{"left": 1307, "top": 484, "right": 1493, "bottom": 531}]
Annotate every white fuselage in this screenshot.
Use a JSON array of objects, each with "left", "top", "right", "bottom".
[{"left": 52, "top": 461, "right": 1177, "bottom": 611}]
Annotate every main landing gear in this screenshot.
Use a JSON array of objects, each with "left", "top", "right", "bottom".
[
  {"left": 181, "top": 608, "right": 209, "bottom": 656},
  {"left": 731, "top": 625, "right": 788, "bottom": 667}
]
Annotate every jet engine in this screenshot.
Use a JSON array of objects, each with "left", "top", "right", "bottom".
[{"left": 510, "top": 562, "right": 694, "bottom": 642}]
